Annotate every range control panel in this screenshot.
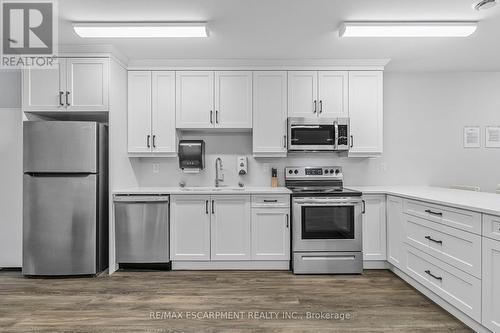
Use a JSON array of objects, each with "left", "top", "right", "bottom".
[{"left": 285, "top": 166, "right": 343, "bottom": 179}]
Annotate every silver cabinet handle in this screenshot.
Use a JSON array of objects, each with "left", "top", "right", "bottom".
[
  {"left": 264, "top": 199, "right": 278, "bottom": 203},
  {"left": 362, "top": 200, "right": 366, "bottom": 214},
  {"left": 319, "top": 100, "right": 323, "bottom": 113},
  {"left": 350, "top": 135, "right": 354, "bottom": 148},
  {"left": 152, "top": 135, "right": 156, "bottom": 148},
  {"left": 286, "top": 214, "right": 289, "bottom": 228},
  {"left": 425, "top": 270, "right": 443, "bottom": 281},
  {"left": 205, "top": 200, "right": 209, "bottom": 214},
  {"left": 65, "top": 91, "right": 70, "bottom": 106},
  {"left": 425, "top": 209, "right": 443, "bottom": 217},
  {"left": 425, "top": 236, "right": 443, "bottom": 245},
  {"left": 216, "top": 110, "right": 219, "bottom": 124},
  {"left": 210, "top": 110, "right": 213, "bottom": 124},
  {"left": 211, "top": 200, "right": 215, "bottom": 214},
  {"left": 313, "top": 100, "right": 317, "bottom": 113},
  {"left": 283, "top": 135, "right": 287, "bottom": 149},
  {"left": 59, "top": 91, "right": 64, "bottom": 106},
  {"left": 147, "top": 135, "right": 150, "bottom": 148}
]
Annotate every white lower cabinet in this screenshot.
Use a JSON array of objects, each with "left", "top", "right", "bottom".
[
  {"left": 251, "top": 208, "right": 290, "bottom": 260},
  {"left": 170, "top": 195, "right": 211, "bottom": 261},
  {"left": 387, "top": 196, "right": 405, "bottom": 269},
  {"left": 211, "top": 196, "right": 251, "bottom": 260},
  {"left": 482, "top": 237, "right": 500, "bottom": 333},
  {"left": 362, "top": 195, "right": 386, "bottom": 261}
]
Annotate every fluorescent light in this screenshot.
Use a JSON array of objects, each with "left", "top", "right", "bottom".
[
  {"left": 339, "top": 22, "right": 477, "bottom": 37},
  {"left": 73, "top": 23, "right": 208, "bottom": 38}
]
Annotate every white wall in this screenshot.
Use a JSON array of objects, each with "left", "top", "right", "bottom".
[
  {"left": 0, "top": 70, "right": 22, "bottom": 267},
  {"left": 129, "top": 72, "right": 500, "bottom": 193}
]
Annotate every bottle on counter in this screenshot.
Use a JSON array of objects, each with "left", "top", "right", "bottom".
[{"left": 271, "top": 168, "right": 278, "bottom": 187}]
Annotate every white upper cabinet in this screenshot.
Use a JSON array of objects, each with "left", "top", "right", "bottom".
[
  {"left": 348, "top": 71, "right": 383, "bottom": 157},
  {"left": 211, "top": 195, "right": 251, "bottom": 261},
  {"left": 22, "top": 61, "right": 65, "bottom": 111},
  {"left": 22, "top": 57, "right": 109, "bottom": 112},
  {"left": 252, "top": 71, "right": 288, "bottom": 157},
  {"left": 318, "top": 71, "right": 348, "bottom": 117},
  {"left": 176, "top": 71, "right": 252, "bottom": 129},
  {"left": 152, "top": 71, "right": 177, "bottom": 154},
  {"left": 127, "top": 71, "right": 152, "bottom": 153},
  {"left": 176, "top": 71, "right": 214, "bottom": 128},
  {"left": 66, "top": 58, "right": 109, "bottom": 111},
  {"left": 215, "top": 71, "right": 252, "bottom": 128},
  {"left": 288, "top": 71, "right": 317, "bottom": 118},
  {"left": 170, "top": 195, "right": 211, "bottom": 261},
  {"left": 362, "top": 195, "right": 387, "bottom": 261},
  {"left": 127, "top": 71, "right": 177, "bottom": 155},
  {"left": 251, "top": 208, "right": 290, "bottom": 260}
]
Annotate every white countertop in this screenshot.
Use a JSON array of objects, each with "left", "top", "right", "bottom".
[
  {"left": 346, "top": 185, "right": 500, "bottom": 216},
  {"left": 113, "top": 186, "right": 292, "bottom": 195}
]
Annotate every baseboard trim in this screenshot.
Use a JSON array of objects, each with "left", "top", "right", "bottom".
[
  {"left": 363, "top": 260, "right": 389, "bottom": 269},
  {"left": 389, "top": 265, "right": 490, "bottom": 333},
  {"left": 172, "top": 261, "right": 290, "bottom": 270}
]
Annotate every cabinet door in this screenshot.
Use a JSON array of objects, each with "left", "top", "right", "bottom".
[
  {"left": 211, "top": 195, "right": 251, "bottom": 260},
  {"left": 127, "top": 71, "right": 152, "bottom": 153},
  {"left": 387, "top": 196, "right": 405, "bottom": 269},
  {"left": 251, "top": 208, "right": 290, "bottom": 260},
  {"left": 66, "top": 58, "right": 109, "bottom": 111},
  {"left": 348, "top": 71, "right": 383, "bottom": 157},
  {"left": 152, "top": 71, "right": 176, "bottom": 154},
  {"left": 176, "top": 71, "right": 214, "bottom": 128},
  {"left": 170, "top": 195, "right": 211, "bottom": 261},
  {"left": 22, "top": 59, "right": 65, "bottom": 111},
  {"left": 362, "top": 195, "right": 387, "bottom": 261},
  {"left": 287, "top": 71, "right": 317, "bottom": 118},
  {"left": 252, "top": 71, "right": 287, "bottom": 157},
  {"left": 482, "top": 237, "right": 500, "bottom": 333},
  {"left": 215, "top": 71, "right": 252, "bottom": 128},
  {"left": 318, "top": 71, "right": 348, "bottom": 117}
]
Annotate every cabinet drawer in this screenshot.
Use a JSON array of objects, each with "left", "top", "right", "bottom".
[
  {"left": 483, "top": 214, "right": 500, "bottom": 242},
  {"left": 405, "top": 216, "right": 481, "bottom": 278},
  {"left": 405, "top": 245, "right": 481, "bottom": 321},
  {"left": 403, "top": 199, "right": 481, "bottom": 235},
  {"left": 251, "top": 195, "right": 290, "bottom": 208}
]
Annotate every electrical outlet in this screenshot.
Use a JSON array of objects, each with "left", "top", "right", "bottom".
[
  {"left": 152, "top": 163, "right": 160, "bottom": 174},
  {"left": 380, "top": 162, "right": 388, "bottom": 172}
]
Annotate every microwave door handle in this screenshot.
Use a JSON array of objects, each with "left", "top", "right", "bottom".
[
  {"left": 291, "top": 125, "right": 321, "bottom": 129},
  {"left": 334, "top": 121, "right": 339, "bottom": 150}
]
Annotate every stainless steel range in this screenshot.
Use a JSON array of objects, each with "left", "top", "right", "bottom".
[{"left": 286, "top": 166, "right": 364, "bottom": 274}]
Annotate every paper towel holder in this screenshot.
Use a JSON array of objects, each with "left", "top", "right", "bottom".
[{"left": 178, "top": 140, "right": 205, "bottom": 171}]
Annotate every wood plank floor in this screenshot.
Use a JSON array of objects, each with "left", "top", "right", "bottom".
[{"left": 0, "top": 269, "right": 472, "bottom": 332}]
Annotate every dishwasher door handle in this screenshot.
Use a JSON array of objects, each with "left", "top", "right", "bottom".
[{"left": 114, "top": 195, "right": 169, "bottom": 203}]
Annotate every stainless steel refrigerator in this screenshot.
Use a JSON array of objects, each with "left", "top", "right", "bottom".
[{"left": 23, "top": 121, "right": 108, "bottom": 276}]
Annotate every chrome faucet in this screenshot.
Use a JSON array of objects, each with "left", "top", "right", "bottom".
[{"left": 215, "top": 157, "right": 224, "bottom": 187}]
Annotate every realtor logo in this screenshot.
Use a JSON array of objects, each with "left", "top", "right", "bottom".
[{"left": 1, "top": 0, "right": 58, "bottom": 67}]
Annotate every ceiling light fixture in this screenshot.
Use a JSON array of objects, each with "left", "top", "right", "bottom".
[
  {"left": 73, "top": 22, "right": 208, "bottom": 38},
  {"left": 475, "top": 0, "right": 497, "bottom": 10},
  {"left": 339, "top": 22, "right": 478, "bottom": 37}
]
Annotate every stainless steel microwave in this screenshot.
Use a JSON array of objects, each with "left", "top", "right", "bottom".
[{"left": 287, "top": 117, "right": 350, "bottom": 152}]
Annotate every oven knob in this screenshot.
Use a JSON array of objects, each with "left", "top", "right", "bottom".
[
  {"left": 288, "top": 170, "right": 293, "bottom": 174},
  {"left": 324, "top": 169, "right": 329, "bottom": 174},
  {"left": 335, "top": 169, "right": 339, "bottom": 174},
  {"left": 294, "top": 170, "right": 299, "bottom": 174}
]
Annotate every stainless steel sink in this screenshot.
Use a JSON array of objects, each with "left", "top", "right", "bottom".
[{"left": 179, "top": 186, "right": 245, "bottom": 192}]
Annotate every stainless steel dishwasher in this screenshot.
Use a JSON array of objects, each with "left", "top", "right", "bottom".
[{"left": 114, "top": 194, "right": 170, "bottom": 266}]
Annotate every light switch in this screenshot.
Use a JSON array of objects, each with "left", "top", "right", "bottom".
[{"left": 152, "top": 163, "right": 160, "bottom": 174}]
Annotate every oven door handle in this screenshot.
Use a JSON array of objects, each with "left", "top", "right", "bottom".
[{"left": 294, "top": 198, "right": 361, "bottom": 205}]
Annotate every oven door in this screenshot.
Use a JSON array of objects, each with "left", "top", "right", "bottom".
[
  {"left": 292, "top": 197, "right": 362, "bottom": 252},
  {"left": 288, "top": 124, "right": 335, "bottom": 151}
]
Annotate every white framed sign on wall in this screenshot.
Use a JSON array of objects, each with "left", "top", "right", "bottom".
[
  {"left": 485, "top": 126, "right": 500, "bottom": 148},
  {"left": 463, "top": 126, "right": 480, "bottom": 148}
]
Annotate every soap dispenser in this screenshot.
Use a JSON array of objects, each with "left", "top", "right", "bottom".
[{"left": 237, "top": 156, "right": 248, "bottom": 175}]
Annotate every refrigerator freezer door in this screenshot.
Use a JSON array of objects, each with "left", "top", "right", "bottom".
[
  {"left": 23, "top": 174, "right": 97, "bottom": 275},
  {"left": 24, "top": 121, "right": 98, "bottom": 173}
]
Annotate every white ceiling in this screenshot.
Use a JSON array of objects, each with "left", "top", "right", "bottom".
[{"left": 58, "top": 0, "right": 500, "bottom": 71}]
